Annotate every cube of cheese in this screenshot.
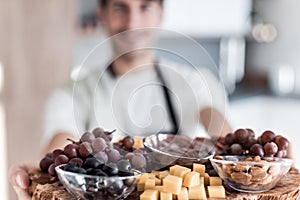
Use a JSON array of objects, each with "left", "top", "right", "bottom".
[
  {"left": 155, "top": 185, "right": 163, "bottom": 192},
  {"left": 155, "top": 177, "right": 162, "bottom": 185},
  {"left": 151, "top": 171, "right": 160, "bottom": 177},
  {"left": 207, "top": 186, "right": 226, "bottom": 198},
  {"left": 183, "top": 171, "right": 200, "bottom": 188},
  {"left": 140, "top": 190, "right": 158, "bottom": 200},
  {"left": 193, "top": 163, "right": 205, "bottom": 177},
  {"left": 188, "top": 185, "right": 207, "bottom": 200},
  {"left": 159, "top": 170, "right": 169, "bottom": 180},
  {"left": 138, "top": 173, "right": 149, "bottom": 191},
  {"left": 162, "top": 175, "right": 182, "bottom": 195},
  {"left": 204, "top": 173, "right": 209, "bottom": 186},
  {"left": 133, "top": 137, "right": 144, "bottom": 149},
  {"left": 209, "top": 177, "right": 222, "bottom": 186},
  {"left": 174, "top": 166, "right": 191, "bottom": 179},
  {"left": 177, "top": 187, "right": 188, "bottom": 200},
  {"left": 169, "top": 165, "right": 182, "bottom": 175},
  {"left": 200, "top": 177, "right": 204, "bottom": 185},
  {"left": 148, "top": 174, "right": 156, "bottom": 179},
  {"left": 145, "top": 179, "right": 156, "bottom": 190},
  {"left": 160, "top": 191, "right": 172, "bottom": 200}
]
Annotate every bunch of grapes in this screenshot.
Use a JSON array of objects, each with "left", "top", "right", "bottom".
[
  {"left": 39, "top": 128, "right": 147, "bottom": 177},
  {"left": 223, "top": 128, "right": 290, "bottom": 158}
]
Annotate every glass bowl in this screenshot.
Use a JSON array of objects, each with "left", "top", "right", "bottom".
[
  {"left": 210, "top": 155, "right": 293, "bottom": 193},
  {"left": 143, "top": 133, "right": 214, "bottom": 170},
  {"left": 55, "top": 164, "right": 142, "bottom": 200}
]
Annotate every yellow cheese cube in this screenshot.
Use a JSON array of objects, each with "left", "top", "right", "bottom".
[
  {"left": 149, "top": 174, "right": 156, "bottom": 179},
  {"left": 183, "top": 171, "right": 200, "bottom": 188},
  {"left": 188, "top": 185, "right": 207, "bottom": 200},
  {"left": 139, "top": 173, "right": 149, "bottom": 184},
  {"left": 159, "top": 170, "right": 169, "bottom": 180},
  {"left": 204, "top": 173, "right": 209, "bottom": 186},
  {"left": 140, "top": 190, "right": 158, "bottom": 200},
  {"left": 138, "top": 173, "right": 149, "bottom": 191},
  {"left": 209, "top": 177, "right": 222, "bottom": 186},
  {"left": 169, "top": 165, "right": 181, "bottom": 175},
  {"left": 174, "top": 166, "right": 191, "bottom": 179},
  {"left": 151, "top": 171, "right": 160, "bottom": 177},
  {"left": 160, "top": 191, "right": 172, "bottom": 200},
  {"left": 200, "top": 177, "right": 204, "bottom": 185},
  {"left": 155, "top": 185, "right": 163, "bottom": 192},
  {"left": 162, "top": 175, "right": 182, "bottom": 195},
  {"left": 193, "top": 163, "right": 205, "bottom": 177},
  {"left": 155, "top": 177, "right": 162, "bottom": 185},
  {"left": 177, "top": 187, "right": 188, "bottom": 200},
  {"left": 145, "top": 179, "right": 156, "bottom": 190},
  {"left": 133, "top": 137, "right": 144, "bottom": 149},
  {"left": 207, "top": 186, "right": 226, "bottom": 198}
]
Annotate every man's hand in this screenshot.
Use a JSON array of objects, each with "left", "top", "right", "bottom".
[{"left": 9, "top": 162, "right": 38, "bottom": 200}]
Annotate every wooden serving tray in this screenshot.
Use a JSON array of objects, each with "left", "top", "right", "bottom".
[{"left": 29, "top": 168, "right": 300, "bottom": 200}]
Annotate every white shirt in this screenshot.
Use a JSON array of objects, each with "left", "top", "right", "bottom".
[{"left": 43, "top": 58, "right": 228, "bottom": 144}]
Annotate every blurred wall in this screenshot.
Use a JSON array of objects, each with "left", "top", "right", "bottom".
[
  {"left": 246, "top": 0, "right": 300, "bottom": 93},
  {"left": 0, "top": 0, "right": 76, "bottom": 199}
]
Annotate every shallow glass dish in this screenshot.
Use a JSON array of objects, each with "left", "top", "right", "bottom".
[
  {"left": 143, "top": 133, "right": 214, "bottom": 170},
  {"left": 55, "top": 164, "right": 142, "bottom": 200},
  {"left": 210, "top": 155, "right": 293, "bottom": 193}
]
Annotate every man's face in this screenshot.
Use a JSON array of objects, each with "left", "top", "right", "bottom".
[{"left": 100, "top": 0, "right": 163, "bottom": 56}]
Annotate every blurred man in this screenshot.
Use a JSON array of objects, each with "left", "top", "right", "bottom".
[{"left": 10, "top": 0, "right": 232, "bottom": 199}]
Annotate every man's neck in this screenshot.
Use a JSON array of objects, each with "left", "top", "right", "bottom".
[{"left": 111, "top": 52, "right": 155, "bottom": 76}]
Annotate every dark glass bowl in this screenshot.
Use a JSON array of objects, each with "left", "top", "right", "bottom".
[{"left": 55, "top": 164, "right": 142, "bottom": 200}]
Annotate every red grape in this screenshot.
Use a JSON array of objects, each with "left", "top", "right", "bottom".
[
  {"left": 107, "top": 149, "right": 121, "bottom": 163},
  {"left": 81, "top": 132, "right": 95, "bottom": 143},
  {"left": 131, "top": 154, "right": 146, "bottom": 170},
  {"left": 125, "top": 152, "right": 135, "bottom": 160},
  {"left": 225, "top": 133, "right": 234, "bottom": 145},
  {"left": 92, "top": 138, "right": 107, "bottom": 152},
  {"left": 230, "top": 143, "right": 243, "bottom": 155},
  {"left": 79, "top": 142, "right": 93, "bottom": 158},
  {"left": 55, "top": 154, "right": 69, "bottom": 166},
  {"left": 122, "top": 136, "right": 134, "bottom": 149},
  {"left": 52, "top": 149, "right": 63, "bottom": 160},
  {"left": 250, "top": 144, "right": 264, "bottom": 157},
  {"left": 64, "top": 144, "right": 78, "bottom": 159},
  {"left": 48, "top": 163, "right": 57, "bottom": 177},
  {"left": 243, "top": 137, "right": 257, "bottom": 149},
  {"left": 39, "top": 157, "right": 53, "bottom": 173},
  {"left": 92, "top": 127, "right": 105, "bottom": 138},
  {"left": 264, "top": 142, "right": 278, "bottom": 156},
  {"left": 246, "top": 128, "right": 255, "bottom": 137},
  {"left": 69, "top": 158, "right": 83, "bottom": 166},
  {"left": 94, "top": 151, "right": 108, "bottom": 163},
  {"left": 274, "top": 136, "right": 289, "bottom": 150},
  {"left": 234, "top": 129, "right": 249, "bottom": 144},
  {"left": 261, "top": 130, "right": 275, "bottom": 144}
]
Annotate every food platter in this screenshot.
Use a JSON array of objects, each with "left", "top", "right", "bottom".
[
  {"left": 29, "top": 168, "right": 300, "bottom": 200},
  {"left": 31, "top": 128, "right": 300, "bottom": 200}
]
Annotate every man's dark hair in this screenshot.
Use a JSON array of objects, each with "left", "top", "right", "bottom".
[{"left": 99, "top": 0, "right": 164, "bottom": 7}]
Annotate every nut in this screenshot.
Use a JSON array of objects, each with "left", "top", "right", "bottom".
[
  {"left": 255, "top": 174, "right": 273, "bottom": 185},
  {"left": 250, "top": 167, "right": 268, "bottom": 181},
  {"left": 223, "top": 156, "right": 282, "bottom": 189},
  {"left": 232, "top": 163, "right": 250, "bottom": 172},
  {"left": 253, "top": 156, "right": 261, "bottom": 162},
  {"left": 231, "top": 172, "right": 252, "bottom": 185}
]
